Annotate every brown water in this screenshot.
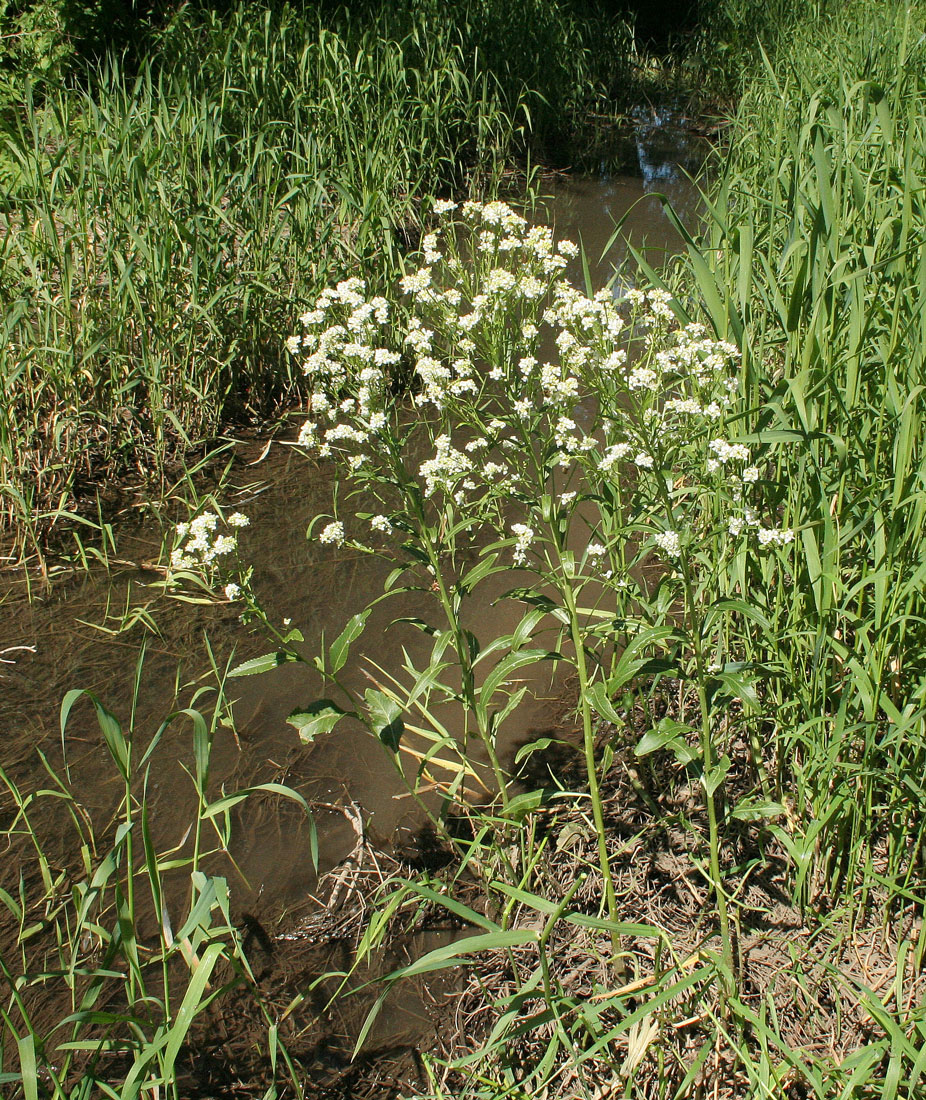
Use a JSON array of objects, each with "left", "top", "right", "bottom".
[{"left": 0, "top": 142, "right": 705, "bottom": 1081}]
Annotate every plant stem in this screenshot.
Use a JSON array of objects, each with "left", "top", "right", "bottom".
[{"left": 557, "top": 559, "right": 622, "bottom": 968}]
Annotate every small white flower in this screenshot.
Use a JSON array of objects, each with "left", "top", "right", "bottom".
[
  {"left": 653, "top": 530, "right": 681, "bottom": 558},
  {"left": 603, "top": 350, "right": 627, "bottom": 371},
  {"left": 370, "top": 515, "right": 393, "bottom": 533},
  {"left": 634, "top": 452, "right": 654, "bottom": 469},
  {"left": 757, "top": 527, "right": 795, "bottom": 548},
  {"left": 212, "top": 535, "right": 237, "bottom": 556},
  {"left": 511, "top": 523, "right": 535, "bottom": 566},
  {"left": 319, "top": 521, "right": 345, "bottom": 545},
  {"left": 586, "top": 542, "right": 606, "bottom": 557},
  {"left": 628, "top": 367, "right": 658, "bottom": 391},
  {"left": 228, "top": 512, "right": 250, "bottom": 528},
  {"left": 224, "top": 583, "right": 242, "bottom": 601}
]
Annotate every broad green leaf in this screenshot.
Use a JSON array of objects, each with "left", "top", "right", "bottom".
[
  {"left": 730, "top": 798, "right": 786, "bottom": 822},
  {"left": 479, "top": 648, "right": 552, "bottom": 706},
  {"left": 587, "top": 682, "right": 622, "bottom": 725},
  {"left": 229, "top": 650, "right": 300, "bottom": 678},
  {"left": 635, "top": 718, "right": 693, "bottom": 758},
  {"left": 161, "top": 941, "right": 225, "bottom": 1082},
  {"left": 287, "top": 700, "right": 350, "bottom": 743},
  {"left": 702, "top": 755, "right": 732, "bottom": 797},
  {"left": 499, "top": 789, "right": 545, "bottom": 821},
  {"left": 364, "top": 688, "right": 404, "bottom": 751}
]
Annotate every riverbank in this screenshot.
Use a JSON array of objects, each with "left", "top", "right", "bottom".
[
  {"left": 0, "top": 0, "right": 656, "bottom": 567},
  {"left": 5, "top": 2, "right": 926, "bottom": 1098}
]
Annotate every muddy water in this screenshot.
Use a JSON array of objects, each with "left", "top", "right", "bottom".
[{"left": 0, "top": 128, "right": 705, "bottom": 1064}]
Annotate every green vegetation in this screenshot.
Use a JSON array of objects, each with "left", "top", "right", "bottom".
[
  {"left": 0, "top": 0, "right": 635, "bottom": 564},
  {"left": 0, "top": 653, "right": 314, "bottom": 1098},
  {"left": 5, "top": 0, "right": 926, "bottom": 1097}
]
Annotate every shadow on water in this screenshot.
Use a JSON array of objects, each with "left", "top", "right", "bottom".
[{"left": 0, "top": 109, "right": 709, "bottom": 1088}]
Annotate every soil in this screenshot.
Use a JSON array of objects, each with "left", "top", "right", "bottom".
[{"left": 139, "top": 685, "right": 926, "bottom": 1100}]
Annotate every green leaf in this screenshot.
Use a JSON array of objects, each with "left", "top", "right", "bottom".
[
  {"left": 635, "top": 718, "right": 693, "bottom": 758},
  {"left": 229, "top": 650, "right": 300, "bottom": 678},
  {"left": 702, "top": 755, "right": 731, "bottom": 797},
  {"left": 499, "top": 789, "right": 545, "bottom": 821},
  {"left": 287, "top": 700, "right": 350, "bottom": 742},
  {"left": 514, "top": 735, "right": 554, "bottom": 764},
  {"left": 161, "top": 941, "right": 225, "bottom": 1082},
  {"left": 607, "top": 625, "right": 676, "bottom": 693},
  {"left": 17, "top": 1033, "right": 38, "bottom": 1100},
  {"left": 459, "top": 551, "right": 500, "bottom": 593},
  {"left": 587, "top": 682, "right": 622, "bottom": 725},
  {"left": 713, "top": 670, "right": 762, "bottom": 713},
  {"left": 364, "top": 689, "right": 404, "bottom": 751},
  {"left": 201, "top": 782, "right": 312, "bottom": 821},
  {"left": 389, "top": 929, "right": 539, "bottom": 979},
  {"left": 480, "top": 648, "right": 552, "bottom": 706},
  {"left": 328, "top": 610, "right": 370, "bottom": 674},
  {"left": 730, "top": 798, "right": 786, "bottom": 822}
]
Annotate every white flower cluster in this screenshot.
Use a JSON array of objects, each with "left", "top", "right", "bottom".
[
  {"left": 419, "top": 435, "right": 472, "bottom": 497},
  {"left": 757, "top": 527, "right": 795, "bottom": 548},
  {"left": 370, "top": 514, "right": 393, "bottom": 534},
  {"left": 511, "top": 523, "right": 535, "bottom": 566},
  {"left": 319, "top": 521, "right": 345, "bottom": 546},
  {"left": 288, "top": 278, "right": 402, "bottom": 465},
  {"left": 708, "top": 438, "right": 750, "bottom": 467},
  {"left": 171, "top": 511, "right": 248, "bottom": 571},
  {"left": 286, "top": 201, "right": 794, "bottom": 577},
  {"left": 653, "top": 529, "right": 681, "bottom": 558}
]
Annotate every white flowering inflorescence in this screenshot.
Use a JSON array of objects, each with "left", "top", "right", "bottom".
[
  {"left": 279, "top": 200, "right": 792, "bottom": 567},
  {"left": 171, "top": 511, "right": 249, "bottom": 572}
]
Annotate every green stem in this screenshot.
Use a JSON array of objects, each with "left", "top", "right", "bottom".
[
  {"left": 556, "top": 558, "right": 622, "bottom": 967},
  {"left": 696, "top": 677, "right": 735, "bottom": 997}
]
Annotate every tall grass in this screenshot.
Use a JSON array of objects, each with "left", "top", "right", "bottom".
[
  {"left": 662, "top": 0, "right": 926, "bottom": 901},
  {"left": 0, "top": 0, "right": 633, "bottom": 562},
  {"left": 0, "top": 650, "right": 313, "bottom": 1098}
]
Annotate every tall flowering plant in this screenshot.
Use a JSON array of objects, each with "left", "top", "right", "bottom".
[{"left": 178, "top": 199, "right": 795, "bottom": 977}]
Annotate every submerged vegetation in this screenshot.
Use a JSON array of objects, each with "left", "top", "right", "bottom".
[{"left": 5, "top": 0, "right": 926, "bottom": 1097}]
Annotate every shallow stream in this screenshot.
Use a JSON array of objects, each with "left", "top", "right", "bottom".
[{"left": 0, "top": 116, "right": 708, "bottom": 1069}]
